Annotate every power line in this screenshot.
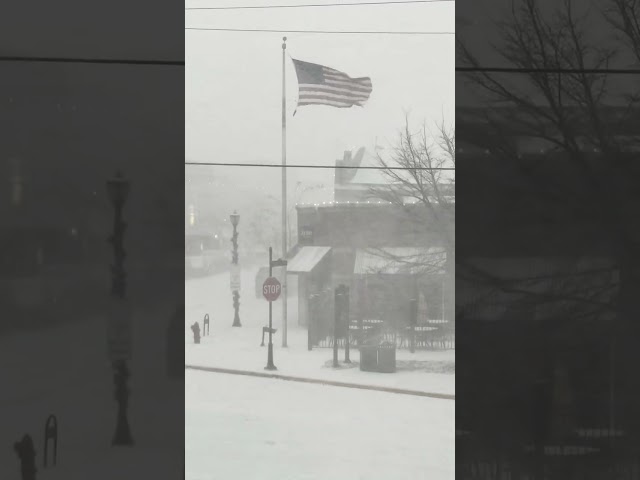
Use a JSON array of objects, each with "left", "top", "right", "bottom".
[
  {"left": 186, "top": 27, "right": 453, "bottom": 35},
  {"left": 457, "top": 66, "right": 640, "bottom": 74},
  {"left": 185, "top": 161, "right": 455, "bottom": 170},
  {"left": 0, "top": 55, "right": 184, "bottom": 66},
  {"left": 186, "top": 0, "right": 453, "bottom": 10}
]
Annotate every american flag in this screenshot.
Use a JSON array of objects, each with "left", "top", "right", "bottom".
[{"left": 292, "top": 58, "right": 372, "bottom": 109}]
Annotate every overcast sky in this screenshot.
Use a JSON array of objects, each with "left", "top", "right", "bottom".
[{"left": 186, "top": 0, "right": 455, "bottom": 207}]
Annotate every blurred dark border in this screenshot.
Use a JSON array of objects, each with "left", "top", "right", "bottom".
[
  {"left": 1, "top": 0, "right": 184, "bottom": 478},
  {"left": 456, "top": 0, "right": 640, "bottom": 478}
]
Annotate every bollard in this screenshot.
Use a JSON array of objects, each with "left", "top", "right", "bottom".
[
  {"left": 333, "top": 286, "right": 349, "bottom": 368},
  {"left": 343, "top": 286, "right": 351, "bottom": 363},
  {"left": 191, "top": 322, "right": 200, "bottom": 344},
  {"left": 203, "top": 314, "right": 210, "bottom": 336},
  {"left": 307, "top": 294, "right": 315, "bottom": 351},
  {"left": 14, "top": 434, "right": 37, "bottom": 480},
  {"left": 409, "top": 298, "right": 418, "bottom": 353},
  {"left": 333, "top": 288, "right": 340, "bottom": 368},
  {"left": 43, "top": 414, "right": 58, "bottom": 467}
]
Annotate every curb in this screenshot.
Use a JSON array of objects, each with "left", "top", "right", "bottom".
[{"left": 185, "top": 364, "right": 455, "bottom": 400}]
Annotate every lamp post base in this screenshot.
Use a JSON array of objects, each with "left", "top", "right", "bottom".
[
  {"left": 112, "top": 409, "right": 134, "bottom": 446},
  {"left": 112, "top": 361, "right": 134, "bottom": 447},
  {"left": 232, "top": 290, "right": 241, "bottom": 327},
  {"left": 112, "top": 433, "right": 134, "bottom": 446},
  {"left": 265, "top": 343, "right": 277, "bottom": 370}
]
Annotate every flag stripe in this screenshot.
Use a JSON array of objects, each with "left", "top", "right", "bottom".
[
  {"left": 299, "top": 85, "right": 371, "bottom": 99},
  {"left": 292, "top": 58, "right": 372, "bottom": 110},
  {"left": 299, "top": 97, "right": 368, "bottom": 107},
  {"left": 298, "top": 99, "right": 355, "bottom": 108},
  {"left": 323, "top": 72, "right": 372, "bottom": 86},
  {"left": 299, "top": 93, "right": 370, "bottom": 105},
  {"left": 298, "top": 94, "right": 368, "bottom": 105},
  {"left": 323, "top": 80, "right": 372, "bottom": 93}
]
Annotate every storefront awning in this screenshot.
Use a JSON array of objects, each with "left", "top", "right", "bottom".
[
  {"left": 353, "top": 247, "right": 446, "bottom": 275},
  {"left": 287, "top": 246, "right": 331, "bottom": 274}
]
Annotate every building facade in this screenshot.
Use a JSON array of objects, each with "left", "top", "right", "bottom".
[
  {"left": 289, "top": 201, "right": 454, "bottom": 348},
  {"left": 456, "top": 105, "right": 640, "bottom": 446}
]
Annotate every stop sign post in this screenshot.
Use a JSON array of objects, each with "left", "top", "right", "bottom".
[{"left": 264, "top": 247, "right": 284, "bottom": 371}]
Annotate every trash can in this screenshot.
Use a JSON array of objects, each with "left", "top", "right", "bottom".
[
  {"left": 359, "top": 345, "right": 378, "bottom": 372},
  {"left": 377, "top": 342, "right": 396, "bottom": 373}
]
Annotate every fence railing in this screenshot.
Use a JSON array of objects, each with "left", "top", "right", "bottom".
[{"left": 310, "top": 315, "right": 454, "bottom": 350}]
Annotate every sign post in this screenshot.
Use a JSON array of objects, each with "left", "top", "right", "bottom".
[{"left": 264, "top": 247, "right": 285, "bottom": 370}]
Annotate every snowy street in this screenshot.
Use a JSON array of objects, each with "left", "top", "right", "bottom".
[
  {"left": 0, "top": 301, "right": 183, "bottom": 479},
  {"left": 186, "top": 369, "right": 454, "bottom": 480},
  {"left": 186, "top": 264, "right": 455, "bottom": 479}
]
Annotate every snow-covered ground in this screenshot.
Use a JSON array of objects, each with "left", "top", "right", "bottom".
[
  {"left": 185, "top": 266, "right": 455, "bottom": 396},
  {"left": 0, "top": 301, "right": 183, "bottom": 479},
  {"left": 1, "top": 263, "right": 453, "bottom": 478},
  {"left": 186, "top": 369, "right": 454, "bottom": 480},
  {"left": 185, "top": 265, "right": 454, "bottom": 478}
]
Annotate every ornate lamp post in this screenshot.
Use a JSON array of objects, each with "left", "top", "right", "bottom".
[
  {"left": 230, "top": 211, "right": 241, "bottom": 327},
  {"left": 106, "top": 171, "right": 134, "bottom": 446}
]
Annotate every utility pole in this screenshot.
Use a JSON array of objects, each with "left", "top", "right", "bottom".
[{"left": 281, "top": 36, "right": 289, "bottom": 348}]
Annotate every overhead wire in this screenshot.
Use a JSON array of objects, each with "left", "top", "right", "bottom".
[
  {"left": 185, "top": 162, "right": 454, "bottom": 170},
  {"left": 457, "top": 66, "right": 640, "bottom": 74},
  {"left": 186, "top": 27, "right": 453, "bottom": 34},
  {"left": 0, "top": 55, "right": 184, "bottom": 66},
  {"left": 186, "top": 0, "right": 454, "bottom": 10}
]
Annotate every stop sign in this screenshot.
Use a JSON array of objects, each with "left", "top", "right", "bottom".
[{"left": 262, "top": 276, "right": 281, "bottom": 302}]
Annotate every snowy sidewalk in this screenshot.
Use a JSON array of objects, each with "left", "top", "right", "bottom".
[
  {"left": 186, "top": 268, "right": 455, "bottom": 397},
  {"left": 185, "top": 326, "right": 455, "bottom": 397},
  {"left": 1, "top": 302, "right": 183, "bottom": 480}
]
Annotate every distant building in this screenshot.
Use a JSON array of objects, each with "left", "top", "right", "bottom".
[
  {"left": 1, "top": 157, "right": 92, "bottom": 313},
  {"left": 289, "top": 200, "right": 453, "bottom": 348},
  {"left": 334, "top": 148, "right": 389, "bottom": 203},
  {"left": 185, "top": 166, "right": 222, "bottom": 231},
  {"left": 334, "top": 146, "right": 455, "bottom": 204},
  {"left": 456, "top": 105, "right": 640, "bottom": 439}
]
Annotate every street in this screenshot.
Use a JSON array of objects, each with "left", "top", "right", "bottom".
[{"left": 186, "top": 369, "right": 454, "bottom": 480}]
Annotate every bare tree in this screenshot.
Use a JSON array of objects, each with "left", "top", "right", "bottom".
[
  {"left": 605, "top": 0, "right": 640, "bottom": 63},
  {"left": 456, "top": 0, "right": 638, "bottom": 316},
  {"left": 455, "top": 0, "right": 640, "bottom": 469},
  {"left": 365, "top": 117, "right": 455, "bottom": 324},
  {"left": 370, "top": 117, "right": 455, "bottom": 272}
]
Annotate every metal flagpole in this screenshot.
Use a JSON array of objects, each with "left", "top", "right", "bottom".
[{"left": 281, "top": 36, "right": 288, "bottom": 347}]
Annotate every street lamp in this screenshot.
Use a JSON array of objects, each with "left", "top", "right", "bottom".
[
  {"left": 106, "top": 171, "right": 134, "bottom": 446},
  {"left": 107, "top": 172, "right": 129, "bottom": 298},
  {"left": 230, "top": 211, "right": 241, "bottom": 327}
]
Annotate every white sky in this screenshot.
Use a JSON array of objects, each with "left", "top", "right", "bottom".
[{"left": 186, "top": 0, "right": 455, "bottom": 206}]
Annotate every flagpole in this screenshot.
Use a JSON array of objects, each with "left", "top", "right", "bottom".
[{"left": 281, "top": 36, "right": 288, "bottom": 348}]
